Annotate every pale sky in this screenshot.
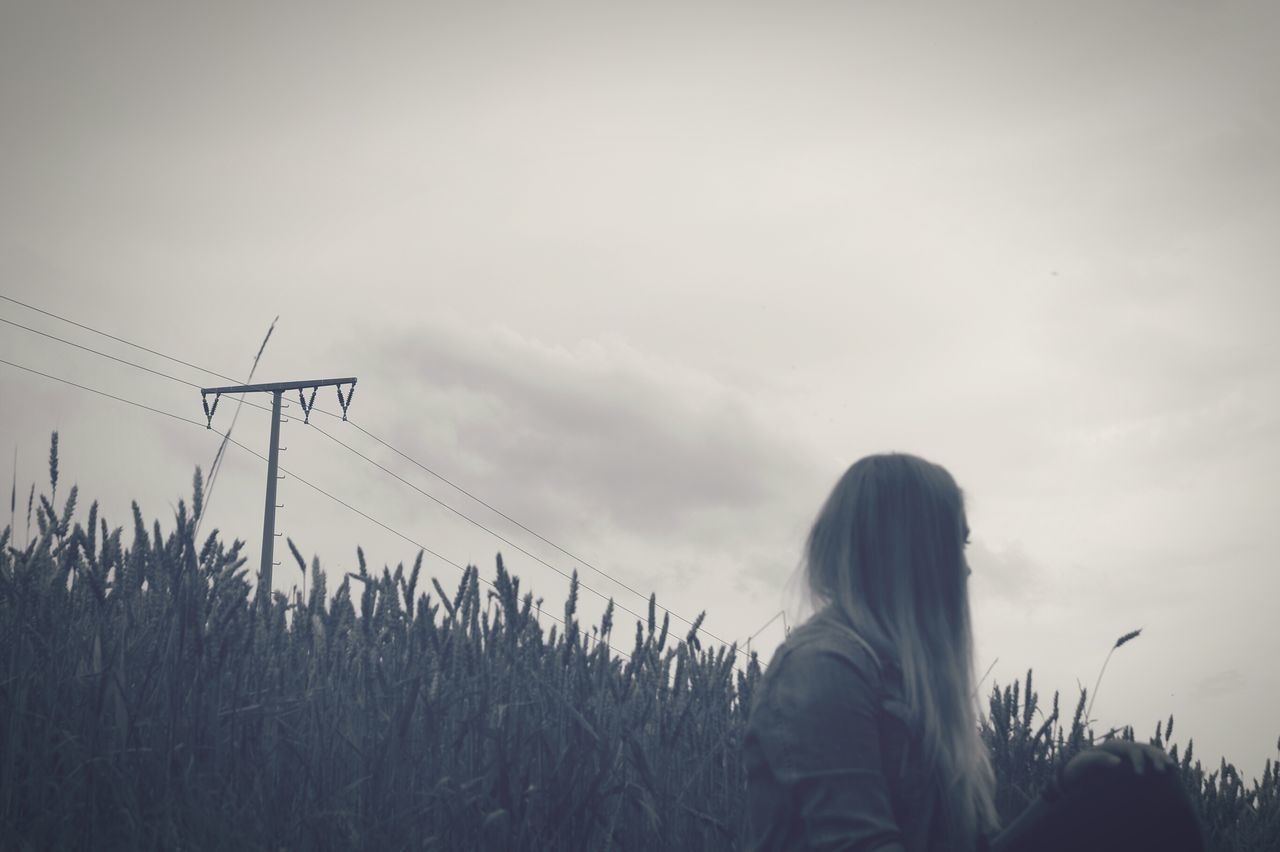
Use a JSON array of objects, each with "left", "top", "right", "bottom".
[{"left": 2, "top": 1, "right": 1278, "bottom": 785}]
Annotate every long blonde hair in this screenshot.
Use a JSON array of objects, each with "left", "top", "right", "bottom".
[{"left": 800, "top": 453, "right": 1000, "bottom": 839}]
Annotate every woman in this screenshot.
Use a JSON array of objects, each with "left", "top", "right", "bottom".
[{"left": 742, "top": 453, "right": 1206, "bottom": 852}]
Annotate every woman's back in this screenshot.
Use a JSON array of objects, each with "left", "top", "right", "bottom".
[{"left": 742, "top": 606, "right": 982, "bottom": 852}]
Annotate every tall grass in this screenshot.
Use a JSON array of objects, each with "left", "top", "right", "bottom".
[
  {"left": 982, "top": 665, "right": 1279, "bottom": 850},
  {"left": 1, "top": 435, "right": 1276, "bottom": 850}
]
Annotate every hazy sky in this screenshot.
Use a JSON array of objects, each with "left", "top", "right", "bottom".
[{"left": 2, "top": 1, "right": 1278, "bottom": 784}]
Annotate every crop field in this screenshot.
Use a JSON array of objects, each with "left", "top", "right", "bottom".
[{"left": 1, "top": 438, "right": 1276, "bottom": 850}]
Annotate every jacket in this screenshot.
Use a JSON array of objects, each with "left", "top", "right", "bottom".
[{"left": 742, "top": 606, "right": 993, "bottom": 852}]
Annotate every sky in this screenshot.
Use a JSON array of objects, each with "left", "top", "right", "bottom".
[{"left": 1, "top": 1, "right": 1278, "bottom": 786}]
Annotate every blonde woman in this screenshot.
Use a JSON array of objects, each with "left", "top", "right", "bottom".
[{"left": 742, "top": 453, "right": 1205, "bottom": 851}]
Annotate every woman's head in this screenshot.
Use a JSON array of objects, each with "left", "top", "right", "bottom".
[
  {"left": 801, "top": 452, "right": 999, "bottom": 838},
  {"left": 804, "top": 453, "right": 971, "bottom": 650}
]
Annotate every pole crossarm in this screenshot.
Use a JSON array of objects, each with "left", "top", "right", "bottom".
[
  {"left": 195, "top": 374, "right": 357, "bottom": 613},
  {"left": 200, "top": 377, "right": 357, "bottom": 395}
]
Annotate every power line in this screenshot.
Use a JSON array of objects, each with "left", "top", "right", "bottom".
[
  {"left": 2, "top": 350, "right": 757, "bottom": 788},
  {"left": 6, "top": 352, "right": 761, "bottom": 800},
  {"left": 0, "top": 354, "right": 630, "bottom": 663},
  {"left": 0, "top": 294, "right": 737, "bottom": 650},
  {"left": 746, "top": 610, "right": 785, "bottom": 644},
  {"left": 342, "top": 418, "right": 712, "bottom": 635},
  {"left": 308, "top": 419, "right": 660, "bottom": 639},
  {"left": 0, "top": 301, "right": 282, "bottom": 530},
  {"left": 1, "top": 306, "right": 279, "bottom": 540},
  {"left": 1, "top": 315, "right": 208, "bottom": 390},
  {"left": 340, "top": 416, "right": 738, "bottom": 651},
  {"left": 4, "top": 355, "right": 755, "bottom": 791},
  {"left": 0, "top": 312, "right": 275, "bottom": 415},
  {"left": 0, "top": 356, "right": 212, "bottom": 429},
  {"left": 0, "top": 293, "right": 240, "bottom": 384}
]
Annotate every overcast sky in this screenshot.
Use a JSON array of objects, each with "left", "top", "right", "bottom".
[{"left": 2, "top": 1, "right": 1278, "bottom": 785}]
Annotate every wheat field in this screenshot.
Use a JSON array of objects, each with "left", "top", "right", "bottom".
[{"left": 1, "top": 435, "right": 1276, "bottom": 850}]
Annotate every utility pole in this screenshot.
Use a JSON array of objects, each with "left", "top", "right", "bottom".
[{"left": 199, "top": 376, "right": 357, "bottom": 611}]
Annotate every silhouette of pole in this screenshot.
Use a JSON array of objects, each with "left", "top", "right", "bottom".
[
  {"left": 199, "top": 376, "right": 357, "bottom": 611},
  {"left": 259, "top": 390, "right": 283, "bottom": 609}
]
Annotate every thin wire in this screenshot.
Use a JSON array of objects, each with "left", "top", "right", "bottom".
[
  {"left": 0, "top": 354, "right": 628, "bottom": 662},
  {"left": 0, "top": 356, "right": 211, "bottom": 428},
  {"left": 0, "top": 293, "right": 240, "bottom": 384},
  {"left": 1, "top": 315, "right": 207, "bottom": 390},
  {"left": 0, "top": 305, "right": 274, "bottom": 534},
  {"left": 746, "top": 610, "right": 784, "bottom": 643},
  {"left": 308, "top": 419, "right": 659, "bottom": 639},
  {"left": 3, "top": 353, "right": 758, "bottom": 784},
  {"left": 0, "top": 302, "right": 674, "bottom": 637},
  {"left": 7, "top": 354, "right": 752, "bottom": 792},
  {"left": 0, "top": 312, "right": 276, "bottom": 415},
  {"left": 342, "top": 419, "right": 725, "bottom": 642},
  {"left": 277, "top": 443, "right": 632, "bottom": 664},
  {"left": 0, "top": 294, "right": 731, "bottom": 649}
]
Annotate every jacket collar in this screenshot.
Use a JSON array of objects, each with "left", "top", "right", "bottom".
[{"left": 810, "top": 604, "right": 903, "bottom": 680}]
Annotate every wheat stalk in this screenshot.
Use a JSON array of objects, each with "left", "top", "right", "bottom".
[{"left": 1085, "top": 628, "right": 1142, "bottom": 728}]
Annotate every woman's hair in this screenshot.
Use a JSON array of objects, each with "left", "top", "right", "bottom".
[{"left": 800, "top": 452, "right": 1000, "bottom": 839}]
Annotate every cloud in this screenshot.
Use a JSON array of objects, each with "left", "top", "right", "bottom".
[
  {"left": 1194, "top": 668, "right": 1247, "bottom": 701},
  {"left": 967, "top": 538, "right": 1046, "bottom": 605},
  {"left": 360, "top": 316, "right": 829, "bottom": 564}
]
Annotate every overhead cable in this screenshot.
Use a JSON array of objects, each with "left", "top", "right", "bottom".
[{"left": 0, "top": 294, "right": 737, "bottom": 651}]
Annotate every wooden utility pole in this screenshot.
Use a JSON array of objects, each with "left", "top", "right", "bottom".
[{"left": 199, "top": 376, "right": 357, "bottom": 610}]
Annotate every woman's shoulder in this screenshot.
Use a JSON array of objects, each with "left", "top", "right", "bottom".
[
  {"left": 765, "top": 607, "right": 887, "bottom": 687},
  {"left": 747, "top": 609, "right": 900, "bottom": 750}
]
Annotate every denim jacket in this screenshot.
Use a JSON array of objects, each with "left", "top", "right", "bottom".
[{"left": 742, "top": 606, "right": 992, "bottom": 852}]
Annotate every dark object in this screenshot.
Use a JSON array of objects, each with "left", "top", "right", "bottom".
[{"left": 991, "top": 755, "right": 1206, "bottom": 852}]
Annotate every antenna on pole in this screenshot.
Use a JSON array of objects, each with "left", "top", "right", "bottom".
[{"left": 199, "top": 376, "right": 357, "bottom": 612}]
